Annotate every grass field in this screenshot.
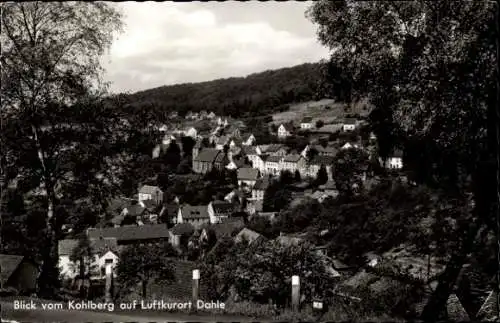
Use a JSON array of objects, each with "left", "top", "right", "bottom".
[{"left": 271, "top": 98, "right": 371, "bottom": 125}]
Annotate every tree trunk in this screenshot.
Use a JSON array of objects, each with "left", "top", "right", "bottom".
[
  {"left": 142, "top": 280, "right": 147, "bottom": 299},
  {"left": 31, "top": 124, "right": 59, "bottom": 297}
]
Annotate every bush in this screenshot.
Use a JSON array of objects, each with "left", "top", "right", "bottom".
[{"left": 0, "top": 287, "right": 19, "bottom": 296}]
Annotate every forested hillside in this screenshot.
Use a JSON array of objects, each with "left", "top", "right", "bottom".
[{"left": 122, "top": 62, "right": 327, "bottom": 119}]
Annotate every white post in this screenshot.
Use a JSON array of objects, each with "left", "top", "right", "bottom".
[
  {"left": 105, "top": 264, "right": 112, "bottom": 303},
  {"left": 192, "top": 269, "right": 200, "bottom": 308},
  {"left": 291, "top": 275, "right": 300, "bottom": 312}
]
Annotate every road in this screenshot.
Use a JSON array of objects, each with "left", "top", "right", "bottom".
[{"left": 0, "top": 300, "right": 260, "bottom": 323}]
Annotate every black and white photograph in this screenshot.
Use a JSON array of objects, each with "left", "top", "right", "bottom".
[{"left": 0, "top": 1, "right": 499, "bottom": 322}]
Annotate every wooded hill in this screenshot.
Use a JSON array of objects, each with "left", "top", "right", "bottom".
[{"left": 122, "top": 62, "right": 326, "bottom": 120}]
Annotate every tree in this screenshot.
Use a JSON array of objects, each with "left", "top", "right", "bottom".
[
  {"left": 306, "top": 147, "right": 319, "bottom": 160},
  {"left": 294, "top": 170, "right": 302, "bottom": 182},
  {"left": 180, "top": 136, "right": 195, "bottom": 156},
  {"left": 307, "top": 1, "right": 497, "bottom": 319},
  {"left": 69, "top": 234, "right": 94, "bottom": 298},
  {"left": 332, "top": 148, "right": 370, "bottom": 197},
  {"left": 1, "top": 2, "right": 123, "bottom": 297},
  {"left": 315, "top": 120, "right": 324, "bottom": 128},
  {"left": 116, "top": 243, "right": 176, "bottom": 299},
  {"left": 315, "top": 165, "right": 328, "bottom": 186},
  {"left": 164, "top": 141, "right": 181, "bottom": 169}
]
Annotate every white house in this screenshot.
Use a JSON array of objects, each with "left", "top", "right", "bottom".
[
  {"left": 58, "top": 238, "right": 119, "bottom": 281},
  {"left": 343, "top": 118, "right": 357, "bottom": 132},
  {"left": 300, "top": 117, "right": 313, "bottom": 130},
  {"left": 184, "top": 127, "right": 198, "bottom": 138},
  {"left": 242, "top": 134, "right": 256, "bottom": 146},
  {"left": 381, "top": 150, "right": 404, "bottom": 169},
  {"left": 277, "top": 124, "right": 291, "bottom": 138},
  {"left": 138, "top": 185, "right": 164, "bottom": 204},
  {"left": 264, "top": 155, "right": 283, "bottom": 175},
  {"left": 237, "top": 167, "right": 260, "bottom": 188},
  {"left": 152, "top": 144, "right": 161, "bottom": 159},
  {"left": 341, "top": 142, "right": 360, "bottom": 150},
  {"left": 158, "top": 124, "right": 168, "bottom": 132},
  {"left": 177, "top": 204, "right": 213, "bottom": 228}
]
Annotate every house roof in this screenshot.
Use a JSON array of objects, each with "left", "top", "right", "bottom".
[
  {"left": 477, "top": 290, "right": 498, "bottom": 319},
  {"left": 253, "top": 176, "right": 271, "bottom": 191},
  {"left": 141, "top": 199, "right": 157, "bottom": 211},
  {"left": 446, "top": 293, "right": 470, "bottom": 321},
  {"left": 265, "top": 155, "right": 282, "bottom": 163},
  {"left": 126, "top": 204, "right": 146, "bottom": 217},
  {"left": 235, "top": 228, "right": 264, "bottom": 244},
  {"left": 390, "top": 149, "right": 404, "bottom": 158},
  {"left": 243, "top": 134, "right": 255, "bottom": 141},
  {"left": 310, "top": 155, "right": 335, "bottom": 165},
  {"left": 344, "top": 118, "right": 357, "bottom": 125},
  {"left": 315, "top": 145, "right": 338, "bottom": 155},
  {"left": 215, "top": 135, "right": 230, "bottom": 145},
  {"left": 237, "top": 167, "right": 259, "bottom": 181},
  {"left": 275, "top": 235, "right": 304, "bottom": 247},
  {"left": 194, "top": 148, "right": 222, "bottom": 163},
  {"left": 139, "top": 185, "right": 162, "bottom": 195},
  {"left": 242, "top": 146, "right": 257, "bottom": 155},
  {"left": 171, "top": 222, "right": 195, "bottom": 236},
  {"left": 58, "top": 237, "right": 119, "bottom": 256},
  {"left": 201, "top": 220, "right": 245, "bottom": 239},
  {"left": 319, "top": 181, "right": 337, "bottom": 191},
  {"left": 301, "top": 117, "right": 313, "bottom": 123},
  {"left": 87, "top": 224, "right": 170, "bottom": 242},
  {"left": 211, "top": 200, "right": 235, "bottom": 214},
  {"left": 0, "top": 254, "right": 26, "bottom": 284},
  {"left": 283, "top": 154, "right": 303, "bottom": 163},
  {"left": 265, "top": 144, "right": 286, "bottom": 152},
  {"left": 181, "top": 205, "right": 210, "bottom": 219},
  {"left": 106, "top": 198, "right": 132, "bottom": 214}
]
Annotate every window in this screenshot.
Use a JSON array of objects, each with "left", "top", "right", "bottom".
[{"left": 105, "top": 259, "right": 113, "bottom": 264}]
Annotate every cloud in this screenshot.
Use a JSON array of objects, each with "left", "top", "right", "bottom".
[{"left": 102, "top": 2, "right": 329, "bottom": 93}]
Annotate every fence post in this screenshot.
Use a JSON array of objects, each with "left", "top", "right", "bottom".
[
  {"left": 291, "top": 275, "right": 300, "bottom": 312},
  {"left": 192, "top": 269, "right": 200, "bottom": 311},
  {"left": 105, "top": 264, "right": 112, "bottom": 303}
]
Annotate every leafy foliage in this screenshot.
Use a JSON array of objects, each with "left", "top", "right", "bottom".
[{"left": 331, "top": 148, "right": 370, "bottom": 196}]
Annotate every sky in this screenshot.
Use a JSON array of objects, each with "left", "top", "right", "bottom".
[{"left": 102, "top": 1, "right": 330, "bottom": 94}]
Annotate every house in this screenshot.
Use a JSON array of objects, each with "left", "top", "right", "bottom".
[
  {"left": 264, "top": 155, "right": 283, "bottom": 175},
  {"left": 169, "top": 223, "right": 195, "bottom": 248},
  {"left": 0, "top": 254, "right": 38, "bottom": 295},
  {"left": 214, "top": 135, "right": 230, "bottom": 150},
  {"left": 192, "top": 148, "right": 225, "bottom": 174},
  {"left": 381, "top": 149, "right": 404, "bottom": 169},
  {"left": 158, "top": 124, "right": 168, "bottom": 132},
  {"left": 225, "top": 159, "right": 245, "bottom": 170},
  {"left": 307, "top": 155, "right": 335, "bottom": 180},
  {"left": 87, "top": 224, "right": 171, "bottom": 245},
  {"left": 342, "top": 118, "right": 357, "bottom": 132},
  {"left": 263, "top": 144, "right": 288, "bottom": 156},
  {"left": 208, "top": 200, "right": 236, "bottom": 223},
  {"left": 138, "top": 185, "right": 163, "bottom": 205},
  {"left": 242, "top": 134, "right": 256, "bottom": 146},
  {"left": 207, "top": 112, "right": 216, "bottom": 119},
  {"left": 282, "top": 154, "right": 307, "bottom": 174},
  {"left": 300, "top": 117, "right": 313, "bottom": 130},
  {"left": 184, "top": 127, "right": 198, "bottom": 138},
  {"left": 237, "top": 167, "right": 259, "bottom": 188},
  {"left": 177, "top": 204, "right": 212, "bottom": 228},
  {"left": 58, "top": 238, "right": 119, "bottom": 280},
  {"left": 121, "top": 203, "right": 147, "bottom": 225},
  {"left": 152, "top": 144, "right": 161, "bottom": 159},
  {"left": 308, "top": 190, "right": 338, "bottom": 203},
  {"left": 316, "top": 145, "right": 338, "bottom": 157},
  {"left": 252, "top": 176, "right": 271, "bottom": 200},
  {"left": 251, "top": 211, "right": 277, "bottom": 222},
  {"left": 200, "top": 218, "right": 245, "bottom": 243},
  {"left": 246, "top": 199, "right": 264, "bottom": 215},
  {"left": 192, "top": 140, "right": 202, "bottom": 160},
  {"left": 234, "top": 228, "right": 266, "bottom": 245},
  {"left": 277, "top": 124, "right": 291, "bottom": 138},
  {"left": 341, "top": 142, "right": 360, "bottom": 150}
]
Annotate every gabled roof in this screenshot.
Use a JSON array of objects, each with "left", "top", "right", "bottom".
[
  {"left": 446, "top": 293, "right": 470, "bottom": 321},
  {"left": 301, "top": 117, "right": 313, "bottom": 123},
  {"left": 235, "top": 228, "right": 265, "bottom": 244},
  {"left": 242, "top": 146, "right": 257, "bottom": 155},
  {"left": 390, "top": 149, "right": 404, "bottom": 158},
  {"left": 211, "top": 200, "right": 235, "bottom": 214},
  {"left": 344, "top": 118, "right": 357, "bottom": 125},
  {"left": 315, "top": 145, "right": 338, "bottom": 155},
  {"left": 180, "top": 205, "right": 210, "bottom": 219},
  {"left": 310, "top": 155, "right": 335, "bottom": 165},
  {"left": 283, "top": 154, "right": 303, "bottom": 163},
  {"left": 201, "top": 220, "right": 245, "bottom": 239},
  {"left": 171, "top": 222, "right": 195, "bottom": 236},
  {"left": 194, "top": 148, "right": 222, "bottom": 163},
  {"left": 139, "top": 185, "right": 162, "bottom": 195},
  {"left": 477, "top": 290, "right": 498, "bottom": 320},
  {"left": 237, "top": 167, "right": 259, "bottom": 181},
  {"left": 87, "top": 224, "right": 170, "bottom": 242},
  {"left": 106, "top": 198, "right": 132, "bottom": 214},
  {"left": 266, "top": 155, "right": 283, "bottom": 163},
  {"left": 0, "top": 254, "right": 27, "bottom": 284},
  {"left": 126, "top": 204, "right": 146, "bottom": 217},
  {"left": 265, "top": 144, "right": 286, "bottom": 152}
]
